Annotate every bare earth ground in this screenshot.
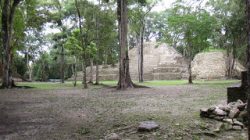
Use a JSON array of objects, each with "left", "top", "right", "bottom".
[{"left": 0, "top": 82, "right": 247, "bottom": 140}]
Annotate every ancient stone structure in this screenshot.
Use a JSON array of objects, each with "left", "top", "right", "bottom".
[
  {"left": 129, "top": 42, "right": 188, "bottom": 80},
  {"left": 73, "top": 42, "right": 188, "bottom": 81},
  {"left": 71, "top": 42, "right": 246, "bottom": 81},
  {"left": 227, "top": 71, "right": 247, "bottom": 103},
  {"left": 192, "top": 51, "right": 245, "bottom": 80}
]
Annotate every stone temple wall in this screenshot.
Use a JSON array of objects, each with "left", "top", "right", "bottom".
[
  {"left": 70, "top": 42, "right": 245, "bottom": 81},
  {"left": 191, "top": 51, "right": 246, "bottom": 80}
]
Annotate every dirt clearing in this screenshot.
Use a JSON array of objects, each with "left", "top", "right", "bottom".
[{"left": 0, "top": 82, "right": 247, "bottom": 139}]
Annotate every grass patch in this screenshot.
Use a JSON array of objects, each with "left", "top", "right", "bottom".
[
  {"left": 202, "top": 47, "right": 225, "bottom": 53},
  {"left": 194, "top": 80, "right": 239, "bottom": 88},
  {"left": 100, "top": 81, "right": 117, "bottom": 86},
  {"left": 77, "top": 127, "right": 90, "bottom": 135},
  {"left": 16, "top": 80, "right": 239, "bottom": 89},
  {"left": 140, "top": 80, "right": 188, "bottom": 86},
  {"left": 16, "top": 81, "right": 84, "bottom": 90},
  {"left": 101, "top": 80, "right": 239, "bottom": 87},
  {"left": 101, "top": 80, "right": 188, "bottom": 86}
]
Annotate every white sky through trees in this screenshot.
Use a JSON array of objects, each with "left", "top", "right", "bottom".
[
  {"left": 42, "top": 0, "right": 207, "bottom": 52},
  {"left": 152, "top": 0, "right": 176, "bottom": 11}
]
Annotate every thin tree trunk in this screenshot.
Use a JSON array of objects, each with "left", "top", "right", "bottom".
[
  {"left": 89, "top": 58, "right": 93, "bottom": 83},
  {"left": 231, "top": 45, "right": 236, "bottom": 78},
  {"left": 188, "top": 60, "right": 193, "bottom": 84},
  {"left": 73, "top": 56, "right": 77, "bottom": 87},
  {"left": 26, "top": 51, "right": 32, "bottom": 81},
  {"left": 42, "top": 61, "right": 45, "bottom": 81},
  {"left": 60, "top": 46, "right": 65, "bottom": 83},
  {"left": 55, "top": 0, "right": 65, "bottom": 84},
  {"left": 117, "top": 0, "right": 134, "bottom": 89},
  {"left": 246, "top": 0, "right": 250, "bottom": 139},
  {"left": 95, "top": 0, "right": 100, "bottom": 85},
  {"left": 75, "top": 0, "right": 87, "bottom": 89},
  {"left": 137, "top": 37, "right": 141, "bottom": 82},
  {"left": 139, "top": 24, "right": 144, "bottom": 83},
  {"left": 226, "top": 52, "right": 232, "bottom": 78},
  {"left": 95, "top": 64, "right": 99, "bottom": 85},
  {"left": 29, "top": 66, "right": 32, "bottom": 81},
  {"left": 81, "top": 58, "right": 87, "bottom": 88}
]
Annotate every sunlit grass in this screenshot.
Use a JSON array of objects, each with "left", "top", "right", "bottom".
[
  {"left": 139, "top": 80, "right": 187, "bottom": 86},
  {"left": 202, "top": 47, "right": 225, "bottom": 53},
  {"left": 16, "top": 81, "right": 83, "bottom": 90},
  {"left": 15, "top": 79, "right": 239, "bottom": 89},
  {"left": 101, "top": 79, "right": 239, "bottom": 87}
]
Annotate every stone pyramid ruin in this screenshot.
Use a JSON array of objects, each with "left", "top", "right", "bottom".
[
  {"left": 71, "top": 42, "right": 245, "bottom": 82},
  {"left": 73, "top": 42, "right": 188, "bottom": 81},
  {"left": 192, "top": 51, "right": 246, "bottom": 80}
]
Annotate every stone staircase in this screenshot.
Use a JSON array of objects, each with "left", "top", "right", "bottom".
[{"left": 152, "top": 62, "right": 187, "bottom": 80}]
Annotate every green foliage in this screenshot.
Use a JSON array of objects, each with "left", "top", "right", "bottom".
[
  {"left": 7, "top": 0, "right": 247, "bottom": 81},
  {"left": 13, "top": 55, "right": 27, "bottom": 77},
  {"left": 165, "top": 3, "right": 216, "bottom": 60},
  {"left": 128, "top": 0, "right": 158, "bottom": 47},
  {"left": 32, "top": 52, "right": 73, "bottom": 81},
  {"left": 207, "top": 0, "right": 246, "bottom": 63},
  {"left": 33, "top": 53, "right": 50, "bottom": 81},
  {"left": 144, "top": 11, "right": 168, "bottom": 41}
]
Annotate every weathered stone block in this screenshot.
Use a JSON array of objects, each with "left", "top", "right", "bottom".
[{"left": 138, "top": 121, "right": 160, "bottom": 132}]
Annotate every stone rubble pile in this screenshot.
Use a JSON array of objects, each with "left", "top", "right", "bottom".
[{"left": 200, "top": 100, "right": 247, "bottom": 128}]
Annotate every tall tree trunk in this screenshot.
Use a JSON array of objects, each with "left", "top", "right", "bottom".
[
  {"left": 55, "top": 0, "right": 65, "bottom": 84},
  {"left": 89, "top": 58, "right": 93, "bottom": 83},
  {"left": 75, "top": 0, "right": 87, "bottom": 89},
  {"left": 73, "top": 56, "right": 77, "bottom": 87},
  {"left": 60, "top": 46, "right": 65, "bottom": 83},
  {"left": 28, "top": 66, "right": 32, "bottom": 81},
  {"left": 188, "top": 60, "right": 193, "bottom": 84},
  {"left": 41, "top": 61, "right": 46, "bottom": 81},
  {"left": 95, "top": 0, "right": 100, "bottom": 85},
  {"left": 137, "top": 38, "right": 141, "bottom": 81},
  {"left": 138, "top": 24, "right": 144, "bottom": 83},
  {"left": 117, "top": 0, "right": 134, "bottom": 89},
  {"left": 95, "top": 64, "right": 99, "bottom": 85},
  {"left": 1, "top": 0, "right": 22, "bottom": 88},
  {"left": 246, "top": 0, "right": 250, "bottom": 139},
  {"left": 81, "top": 60, "right": 87, "bottom": 88},
  {"left": 226, "top": 52, "right": 233, "bottom": 78},
  {"left": 25, "top": 51, "right": 32, "bottom": 81},
  {"left": 231, "top": 45, "right": 236, "bottom": 78}
]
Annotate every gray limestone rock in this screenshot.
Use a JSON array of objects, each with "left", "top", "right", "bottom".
[{"left": 138, "top": 121, "right": 160, "bottom": 132}]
